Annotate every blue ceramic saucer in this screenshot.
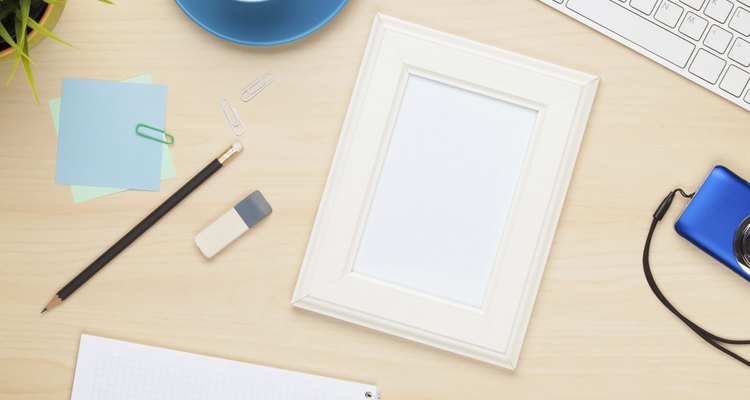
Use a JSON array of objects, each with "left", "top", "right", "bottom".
[{"left": 174, "top": 0, "right": 349, "bottom": 46}]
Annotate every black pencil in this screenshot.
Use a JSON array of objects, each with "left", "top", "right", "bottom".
[{"left": 41, "top": 142, "right": 243, "bottom": 313}]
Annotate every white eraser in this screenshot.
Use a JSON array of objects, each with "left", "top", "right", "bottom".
[{"left": 194, "top": 191, "right": 271, "bottom": 258}]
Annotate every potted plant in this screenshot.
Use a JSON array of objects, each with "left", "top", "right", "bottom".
[{"left": 0, "top": 0, "right": 111, "bottom": 104}]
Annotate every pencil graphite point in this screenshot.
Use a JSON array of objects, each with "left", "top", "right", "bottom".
[{"left": 42, "top": 295, "right": 63, "bottom": 314}]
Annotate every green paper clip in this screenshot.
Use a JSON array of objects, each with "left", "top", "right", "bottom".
[{"left": 135, "top": 123, "right": 174, "bottom": 145}]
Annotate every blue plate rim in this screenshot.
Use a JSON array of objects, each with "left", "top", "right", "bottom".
[{"left": 174, "top": 0, "right": 349, "bottom": 47}]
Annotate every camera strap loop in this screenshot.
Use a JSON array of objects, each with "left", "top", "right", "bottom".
[{"left": 644, "top": 189, "right": 750, "bottom": 367}]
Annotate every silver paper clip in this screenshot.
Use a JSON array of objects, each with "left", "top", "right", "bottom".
[
  {"left": 240, "top": 71, "right": 274, "bottom": 102},
  {"left": 220, "top": 97, "right": 246, "bottom": 136}
]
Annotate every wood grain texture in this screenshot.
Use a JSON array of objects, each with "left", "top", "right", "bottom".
[{"left": 1, "top": 0, "right": 749, "bottom": 398}]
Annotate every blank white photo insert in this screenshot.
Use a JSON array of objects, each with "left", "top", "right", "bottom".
[{"left": 353, "top": 75, "right": 538, "bottom": 308}]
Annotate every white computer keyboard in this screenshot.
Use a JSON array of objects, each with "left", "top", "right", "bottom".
[{"left": 539, "top": 0, "right": 750, "bottom": 112}]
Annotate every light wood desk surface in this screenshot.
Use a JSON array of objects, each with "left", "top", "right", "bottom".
[{"left": 2, "top": 0, "right": 750, "bottom": 398}]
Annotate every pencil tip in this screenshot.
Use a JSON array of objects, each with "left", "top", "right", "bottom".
[{"left": 40, "top": 308, "right": 47, "bottom": 314}]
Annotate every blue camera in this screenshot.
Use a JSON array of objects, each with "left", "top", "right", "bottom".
[{"left": 675, "top": 166, "right": 750, "bottom": 280}]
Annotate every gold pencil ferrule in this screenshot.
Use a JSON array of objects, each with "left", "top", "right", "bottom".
[{"left": 218, "top": 142, "right": 243, "bottom": 165}]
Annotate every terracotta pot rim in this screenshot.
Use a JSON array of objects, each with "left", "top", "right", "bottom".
[{"left": 0, "top": 1, "right": 55, "bottom": 58}]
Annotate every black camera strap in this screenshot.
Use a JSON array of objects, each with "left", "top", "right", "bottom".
[{"left": 644, "top": 189, "right": 750, "bottom": 367}]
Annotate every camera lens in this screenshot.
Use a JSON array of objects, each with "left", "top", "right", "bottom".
[{"left": 735, "top": 216, "right": 750, "bottom": 268}]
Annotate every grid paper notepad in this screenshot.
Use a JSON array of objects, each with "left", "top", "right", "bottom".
[{"left": 71, "top": 335, "right": 378, "bottom": 400}]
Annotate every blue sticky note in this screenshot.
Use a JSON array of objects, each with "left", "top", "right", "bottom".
[
  {"left": 55, "top": 78, "right": 167, "bottom": 190},
  {"left": 49, "top": 75, "right": 177, "bottom": 203}
]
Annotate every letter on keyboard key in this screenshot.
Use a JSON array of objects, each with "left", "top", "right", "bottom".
[
  {"left": 729, "top": 37, "right": 750, "bottom": 65},
  {"left": 689, "top": 49, "right": 727, "bottom": 83},
  {"left": 680, "top": 12, "right": 709, "bottom": 40},
  {"left": 655, "top": 1, "right": 684, "bottom": 27},
  {"left": 730, "top": 7, "right": 750, "bottom": 36},
  {"left": 631, "top": 0, "right": 659, "bottom": 14},
  {"left": 567, "top": 0, "right": 695, "bottom": 67},
  {"left": 719, "top": 65, "right": 750, "bottom": 96}
]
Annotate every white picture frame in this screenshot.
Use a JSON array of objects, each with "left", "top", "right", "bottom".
[{"left": 292, "top": 14, "right": 599, "bottom": 369}]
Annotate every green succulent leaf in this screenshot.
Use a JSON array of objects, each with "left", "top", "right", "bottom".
[
  {"left": 0, "top": 19, "right": 18, "bottom": 48},
  {"left": 17, "top": 0, "right": 30, "bottom": 54},
  {"left": 7, "top": 49, "right": 21, "bottom": 84},
  {"left": 14, "top": 15, "right": 39, "bottom": 105},
  {"left": 20, "top": 39, "right": 39, "bottom": 104},
  {"left": 0, "top": 16, "right": 33, "bottom": 63},
  {"left": 24, "top": 16, "right": 75, "bottom": 48}
]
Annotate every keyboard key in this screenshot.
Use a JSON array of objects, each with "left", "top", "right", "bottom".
[
  {"left": 705, "top": 25, "right": 734, "bottom": 53},
  {"left": 738, "top": 0, "right": 750, "bottom": 6},
  {"left": 745, "top": 88, "right": 750, "bottom": 102},
  {"left": 656, "top": 1, "right": 685, "bottom": 27},
  {"left": 729, "top": 7, "right": 750, "bottom": 35},
  {"left": 705, "top": 0, "right": 734, "bottom": 22},
  {"left": 719, "top": 65, "right": 750, "bottom": 95},
  {"left": 680, "top": 12, "right": 709, "bottom": 39},
  {"left": 729, "top": 37, "right": 750, "bottom": 65},
  {"left": 632, "top": 0, "right": 659, "bottom": 14},
  {"left": 567, "top": 0, "right": 696, "bottom": 67},
  {"left": 689, "top": 49, "right": 727, "bottom": 82}
]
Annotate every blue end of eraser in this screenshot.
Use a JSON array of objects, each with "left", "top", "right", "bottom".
[{"left": 235, "top": 191, "right": 273, "bottom": 228}]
